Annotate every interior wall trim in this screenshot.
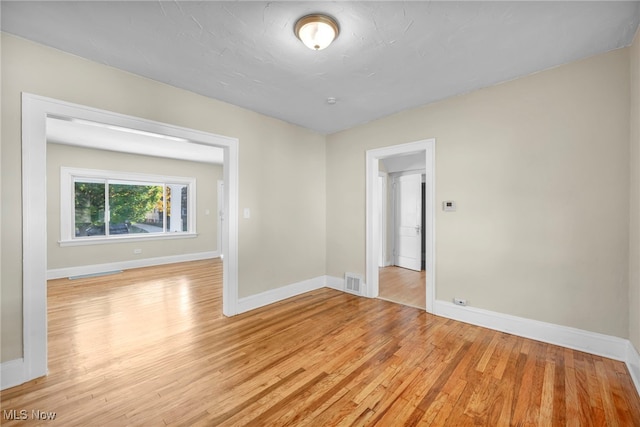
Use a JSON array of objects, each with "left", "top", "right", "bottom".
[
  {"left": 46, "top": 251, "right": 219, "bottom": 280},
  {"left": 365, "top": 139, "right": 436, "bottom": 313},
  {"left": 325, "top": 276, "right": 345, "bottom": 292},
  {"left": 236, "top": 276, "right": 326, "bottom": 314},
  {"left": 434, "top": 300, "right": 628, "bottom": 360},
  {"left": 21, "top": 92, "right": 240, "bottom": 386},
  {"left": 627, "top": 341, "right": 640, "bottom": 395},
  {"left": 1, "top": 358, "right": 25, "bottom": 391},
  {"left": 434, "top": 299, "right": 640, "bottom": 395},
  {"left": 317, "top": 285, "right": 640, "bottom": 396}
]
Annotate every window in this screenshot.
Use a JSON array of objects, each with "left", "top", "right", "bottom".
[{"left": 60, "top": 167, "right": 196, "bottom": 245}]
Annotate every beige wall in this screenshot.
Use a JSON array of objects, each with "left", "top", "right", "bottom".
[
  {"left": 1, "top": 34, "right": 326, "bottom": 362},
  {"left": 46, "top": 144, "right": 221, "bottom": 269},
  {"left": 630, "top": 30, "right": 640, "bottom": 351},
  {"left": 327, "top": 48, "right": 631, "bottom": 338},
  {"left": 1, "top": 30, "right": 636, "bottom": 364}
]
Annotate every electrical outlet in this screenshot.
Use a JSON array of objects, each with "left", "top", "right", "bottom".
[
  {"left": 133, "top": 248, "right": 142, "bottom": 254},
  {"left": 453, "top": 298, "right": 467, "bottom": 306},
  {"left": 443, "top": 201, "right": 457, "bottom": 212}
]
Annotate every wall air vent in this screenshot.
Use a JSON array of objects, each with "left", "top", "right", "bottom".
[{"left": 344, "top": 272, "right": 364, "bottom": 296}]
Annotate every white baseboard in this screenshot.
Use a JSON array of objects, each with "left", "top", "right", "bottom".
[
  {"left": 325, "top": 275, "right": 344, "bottom": 291},
  {"left": 47, "top": 251, "right": 219, "bottom": 280},
  {"left": 433, "top": 300, "right": 640, "bottom": 396},
  {"left": 434, "top": 300, "right": 629, "bottom": 362},
  {"left": 236, "top": 276, "right": 326, "bottom": 314},
  {"left": 627, "top": 342, "right": 640, "bottom": 394},
  {"left": 1, "top": 358, "right": 25, "bottom": 390},
  {"left": 325, "top": 275, "right": 371, "bottom": 294},
  {"left": 244, "top": 282, "right": 640, "bottom": 396}
]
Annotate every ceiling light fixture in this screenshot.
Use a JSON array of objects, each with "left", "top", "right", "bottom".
[{"left": 294, "top": 14, "right": 339, "bottom": 51}]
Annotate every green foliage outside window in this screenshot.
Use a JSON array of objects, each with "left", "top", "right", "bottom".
[
  {"left": 75, "top": 182, "right": 105, "bottom": 226},
  {"left": 67, "top": 168, "right": 194, "bottom": 240},
  {"left": 109, "top": 184, "right": 163, "bottom": 224},
  {"left": 74, "top": 181, "right": 163, "bottom": 227}
]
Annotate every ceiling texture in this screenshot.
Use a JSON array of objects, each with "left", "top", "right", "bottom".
[{"left": 2, "top": 1, "right": 640, "bottom": 134}]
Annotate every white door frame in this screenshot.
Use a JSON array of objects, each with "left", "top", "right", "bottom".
[
  {"left": 21, "top": 93, "right": 240, "bottom": 383},
  {"left": 377, "top": 172, "right": 388, "bottom": 267},
  {"left": 217, "top": 179, "right": 224, "bottom": 258},
  {"left": 366, "top": 139, "right": 435, "bottom": 312}
]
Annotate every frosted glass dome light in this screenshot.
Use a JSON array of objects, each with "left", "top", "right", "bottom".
[{"left": 295, "top": 14, "right": 339, "bottom": 51}]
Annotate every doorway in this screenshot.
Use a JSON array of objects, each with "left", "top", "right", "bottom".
[
  {"left": 365, "top": 139, "right": 435, "bottom": 312},
  {"left": 378, "top": 170, "right": 426, "bottom": 308},
  {"left": 21, "top": 93, "right": 239, "bottom": 383}
]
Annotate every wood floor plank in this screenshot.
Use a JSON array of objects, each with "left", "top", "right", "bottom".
[
  {"left": 1, "top": 259, "right": 639, "bottom": 426},
  {"left": 538, "top": 361, "right": 555, "bottom": 427},
  {"left": 378, "top": 266, "right": 426, "bottom": 309}
]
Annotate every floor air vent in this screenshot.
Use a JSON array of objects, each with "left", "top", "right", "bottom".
[{"left": 344, "top": 273, "right": 364, "bottom": 296}]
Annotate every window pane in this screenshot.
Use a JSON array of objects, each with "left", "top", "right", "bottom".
[
  {"left": 75, "top": 181, "right": 105, "bottom": 237},
  {"left": 65, "top": 168, "right": 194, "bottom": 242},
  {"left": 109, "top": 183, "right": 163, "bottom": 234},
  {"left": 167, "top": 184, "right": 188, "bottom": 232}
]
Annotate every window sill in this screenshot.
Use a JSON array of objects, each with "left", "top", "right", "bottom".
[{"left": 58, "top": 232, "right": 198, "bottom": 247}]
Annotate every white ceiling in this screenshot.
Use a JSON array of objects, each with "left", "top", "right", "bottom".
[{"left": 3, "top": 1, "right": 639, "bottom": 134}]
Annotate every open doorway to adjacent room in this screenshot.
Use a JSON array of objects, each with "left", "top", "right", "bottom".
[
  {"left": 21, "top": 93, "right": 239, "bottom": 383},
  {"left": 377, "top": 160, "right": 427, "bottom": 309},
  {"left": 366, "top": 139, "right": 435, "bottom": 312}
]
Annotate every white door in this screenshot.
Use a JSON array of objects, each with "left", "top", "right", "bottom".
[{"left": 394, "top": 173, "right": 422, "bottom": 271}]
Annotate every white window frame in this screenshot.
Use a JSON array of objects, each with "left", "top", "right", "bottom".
[{"left": 60, "top": 167, "right": 197, "bottom": 246}]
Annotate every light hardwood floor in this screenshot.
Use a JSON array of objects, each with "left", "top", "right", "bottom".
[
  {"left": 379, "top": 266, "right": 426, "bottom": 309},
  {"left": 2, "top": 259, "right": 639, "bottom": 425}
]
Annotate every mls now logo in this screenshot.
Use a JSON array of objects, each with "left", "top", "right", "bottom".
[
  {"left": 3, "top": 410, "right": 28, "bottom": 420},
  {"left": 31, "top": 410, "right": 57, "bottom": 420},
  {"left": 3, "top": 409, "right": 57, "bottom": 421}
]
